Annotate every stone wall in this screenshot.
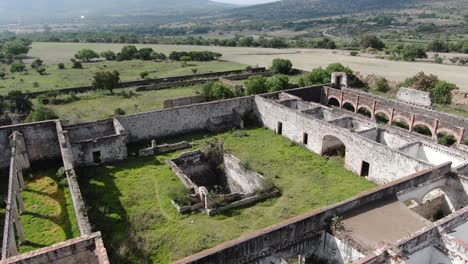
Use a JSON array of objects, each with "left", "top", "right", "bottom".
[
  {"left": 70, "top": 135, "right": 128, "bottom": 166},
  {"left": 65, "top": 119, "right": 116, "bottom": 143},
  {"left": 117, "top": 96, "right": 255, "bottom": 143},
  {"left": 254, "top": 96, "right": 433, "bottom": 184},
  {"left": 164, "top": 95, "right": 206, "bottom": 109},
  {"left": 175, "top": 163, "right": 451, "bottom": 264},
  {"left": 5, "top": 232, "right": 109, "bottom": 264},
  {"left": 397, "top": 87, "right": 432, "bottom": 108},
  {"left": 0, "top": 121, "right": 61, "bottom": 169},
  {"left": 451, "top": 90, "right": 468, "bottom": 106},
  {"left": 223, "top": 154, "right": 269, "bottom": 194}
]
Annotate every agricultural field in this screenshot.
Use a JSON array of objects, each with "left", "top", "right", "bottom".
[
  {"left": 27, "top": 42, "right": 468, "bottom": 91},
  {"left": 78, "top": 127, "right": 376, "bottom": 263},
  {"left": 39, "top": 85, "right": 201, "bottom": 124},
  {"left": 0, "top": 168, "right": 80, "bottom": 254},
  {"left": 0, "top": 58, "right": 245, "bottom": 95}
]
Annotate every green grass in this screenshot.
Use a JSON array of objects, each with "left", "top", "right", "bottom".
[
  {"left": 79, "top": 127, "right": 376, "bottom": 263},
  {"left": 434, "top": 104, "right": 468, "bottom": 119},
  {"left": 37, "top": 85, "right": 201, "bottom": 124},
  {"left": 0, "top": 59, "right": 245, "bottom": 95},
  {"left": 0, "top": 168, "right": 80, "bottom": 254}
]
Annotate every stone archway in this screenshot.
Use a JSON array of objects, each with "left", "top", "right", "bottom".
[{"left": 321, "top": 135, "right": 346, "bottom": 157}]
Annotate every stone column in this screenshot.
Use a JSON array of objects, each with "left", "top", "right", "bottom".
[
  {"left": 457, "top": 127, "right": 465, "bottom": 145},
  {"left": 389, "top": 108, "right": 395, "bottom": 126},
  {"left": 432, "top": 119, "right": 439, "bottom": 140},
  {"left": 340, "top": 91, "right": 344, "bottom": 108},
  {"left": 409, "top": 114, "right": 415, "bottom": 132},
  {"left": 371, "top": 100, "right": 377, "bottom": 121},
  {"left": 354, "top": 95, "right": 360, "bottom": 114}
]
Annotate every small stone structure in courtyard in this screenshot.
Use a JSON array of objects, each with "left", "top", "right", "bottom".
[{"left": 167, "top": 142, "right": 279, "bottom": 215}]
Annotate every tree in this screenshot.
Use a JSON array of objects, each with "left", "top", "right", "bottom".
[
  {"left": 117, "top": 45, "right": 138, "bottom": 61},
  {"left": 270, "top": 58, "right": 293, "bottom": 74},
  {"left": 299, "top": 67, "right": 329, "bottom": 86},
  {"left": 58, "top": 63, "right": 65, "bottom": 70},
  {"left": 74, "top": 49, "right": 100, "bottom": 62},
  {"left": 238, "top": 36, "right": 254, "bottom": 47},
  {"left": 0, "top": 71, "right": 5, "bottom": 79},
  {"left": 25, "top": 106, "right": 58, "bottom": 122},
  {"left": 137, "top": 48, "right": 154, "bottom": 60},
  {"left": 150, "top": 52, "right": 167, "bottom": 61},
  {"left": 36, "top": 66, "right": 46, "bottom": 75},
  {"left": 401, "top": 45, "right": 427, "bottom": 61},
  {"left": 427, "top": 39, "right": 449, "bottom": 52},
  {"left": 201, "top": 82, "right": 236, "bottom": 100},
  {"left": 245, "top": 76, "right": 268, "bottom": 95},
  {"left": 100, "top": 50, "right": 116, "bottom": 61},
  {"left": 6, "top": 90, "right": 33, "bottom": 114},
  {"left": 431, "top": 81, "right": 456, "bottom": 104},
  {"left": 31, "top": 58, "right": 43, "bottom": 69},
  {"left": 359, "top": 35, "right": 385, "bottom": 50},
  {"left": 3, "top": 41, "right": 30, "bottom": 56},
  {"left": 266, "top": 75, "right": 289, "bottom": 92},
  {"left": 92, "top": 71, "right": 120, "bottom": 94},
  {"left": 400, "top": 72, "right": 439, "bottom": 92},
  {"left": 70, "top": 59, "right": 83, "bottom": 69},
  {"left": 10, "top": 62, "right": 26, "bottom": 73}
]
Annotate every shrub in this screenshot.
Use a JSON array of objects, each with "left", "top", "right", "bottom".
[
  {"left": 58, "top": 63, "right": 65, "bottom": 70},
  {"left": 350, "top": 51, "right": 359, "bottom": 56},
  {"left": 401, "top": 45, "right": 427, "bottom": 61},
  {"left": 25, "top": 106, "right": 58, "bottom": 122},
  {"left": 201, "top": 81, "right": 236, "bottom": 100},
  {"left": 438, "top": 133, "right": 457, "bottom": 146},
  {"left": 74, "top": 49, "right": 100, "bottom": 62},
  {"left": 431, "top": 81, "right": 456, "bottom": 104},
  {"left": 37, "top": 94, "right": 50, "bottom": 105},
  {"left": 400, "top": 72, "right": 439, "bottom": 92},
  {"left": 266, "top": 75, "right": 289, "bottom": 92},
  {"left": 10, "top": 62, "right": 26, "bottom": 73},
  {"left": 245, "top": 76, "right": 268, "bottom": 95},
  {"left": 70, "top": 59, "right": 83, "bottom": 69},
  {"left": 114, "top": 108, "right": 126, "bottom": 116},
  {"left": 100, "top": 50, "right": 116, "bottom": 61},
  {"left": 372, "top": 77, "right": 390, "bottom": 93},
  {"left": 0, "top": 71, "right": 5, "bottom": 79},
  {"left": 36, "top": 66, "right": 46, "bottom": 75},
  {"left": 139, "top": 72, "right": 149, "bottom": 79},
  {"left": 270, "top": 58, "right": 293, "bottom": 74},
  {"left": 359, "top": 35, "right": 385, "bottom": 50},
  {"left": 120, "top": 91, "right": 136, "bottom": 99}
]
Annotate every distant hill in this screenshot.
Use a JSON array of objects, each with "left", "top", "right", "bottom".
[
  {"left": 0, "top": 0, "right": 235, "bottom": 24},
  {"left": 225, "top": 0, "right": 467, "bottom": 20}
]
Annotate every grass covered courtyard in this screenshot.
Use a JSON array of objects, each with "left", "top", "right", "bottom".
[
  {"left": 0, "top": 168, "right": 80, "bottom": 254},
  {"left": 79, "top": 127, "right": 376, "bottom": 263}
]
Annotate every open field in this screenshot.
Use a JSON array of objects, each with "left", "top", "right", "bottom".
[
  {"left": 39, "top": 85, "right": 200, "bottom": 124},
  {"left": 0, "top": 58, "right": 245, "bottom": 95},
  {"left": 78, "top": 127, "right": 376, "bottom": 263},
  {"left": 28, "top": 42, "right": 468, "bottom": 91},
  {"left": 0, "top": 168, "right": 80, "bottom": 254}
]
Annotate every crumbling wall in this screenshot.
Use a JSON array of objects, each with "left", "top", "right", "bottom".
[
  {"left": 397, "top": 87, "right": 432, "bottom": 108},
  {"left": 65, "top": 119, "right": 116, "bottom": 142},
  {"left": 70, "top": 135, "right": 128, "bottom": 166},
  {"left": 163, "top": 95, "right": 206, "bottom": 109},
  {"left": 175, "top": 163, "right": 450, "bottom": 264},
  {"left": 0, "top": 121, "right": 61, "bottom": 169},
  {"left": 311, "top": 232, "right": 364, "bottom": 264},
  {"left": 223, "top": 153, "right": 269, "bottom": 194},
  {"left": 255, "top": 96, "right": 433, "bottom": 184},
  {"left": 117, "top": 96, "right": 255, "bottom": 143}
]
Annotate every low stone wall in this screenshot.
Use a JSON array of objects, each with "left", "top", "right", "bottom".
[
  {"left": 139, "top": 141, "right": 191, "bottom": 156},
  {"left": 164, "top": 95, "right": 206, "bottom": 109},
  {"left": 25, "top": 67, "right": 266, "bottom": 98},
  {"left": 175, "top": 163, "right": 451, "bottom": 263}
]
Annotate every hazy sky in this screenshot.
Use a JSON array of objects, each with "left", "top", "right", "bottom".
[{"left": 213, "top": 0, "right": 278, "bottom": 5}]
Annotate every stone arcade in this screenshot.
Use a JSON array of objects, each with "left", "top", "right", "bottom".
[{"left": 0, "top": 73, "right": 467, "bottom": 263}]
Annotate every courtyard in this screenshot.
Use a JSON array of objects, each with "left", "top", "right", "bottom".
[{"left": 78, "top": 127, "right": 375, "bottom": 263}]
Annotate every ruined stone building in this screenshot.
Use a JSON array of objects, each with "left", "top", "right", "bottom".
[{"left": 0, "top": 73, "right": 467, "bottom": 263}]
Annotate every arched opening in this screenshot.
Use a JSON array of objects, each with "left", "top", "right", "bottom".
[
  {"left": 392, "top": 118, "right": 409, "bottom": 130},
  {"left": 416, "top": 189, "right": 453, "bottom": 221},
  {"left": 375, "top": 112, "right": 389, "bottom": 125},
  {"left": 342, "top": 102, "right": 355, "bottom": 112},
  {"left": 328, "top": 98, "right": 340, "bottom": 108},
  {"left": 413, "top": 124, "right": 432, "bottom": 137},
  {"left": 357, "top": 107, "right": 372, "bottom": 119},
  {"left": 321, "top": 135, "right": 346, "bottom": 165},
  {"left": 437, "top": 132, "right": 457, "bottom": 146}
]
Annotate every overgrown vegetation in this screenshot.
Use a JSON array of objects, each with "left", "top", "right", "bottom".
[{"left": 79, "top": 127, "right": 375, "bottom": 263}]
